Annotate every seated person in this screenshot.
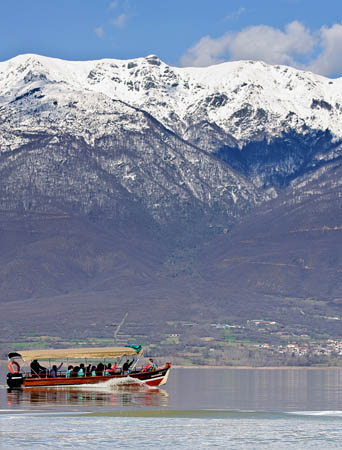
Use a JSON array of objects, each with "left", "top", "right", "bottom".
[
  {"left": 104, "top": 364, "right": 110, "bottom": 375},
  {"left": 122, "top": 358, "right": 134, "bottom": 374},
  {"left": 78, "top": 364, "right": 85, "bottom": 377},
  {"left": 66, "top": 365, "right": 73, "bottom": 377},
  {"left": 30, "top": 360, "right": 47, "bottom": 376},
  {"left": 71, "top": 365, "right": 80, "bottom": 377},
  {"left": 108, "top": 363, "right": 117, "bottom": 374},
  {"left": 90, "top": 365, "right": 97, "bottom": 376},
  {"left": 50, "top": 362, "right": 63, "bottom": 378},
  {"left": 96, "top": 362, "right": 104, "bottom": 376},
  {"left": 143, "top": 358, "right": 157, "bottom": 372},
  {"left": 104, "top": 363, "right": 117, "bottom": 375}
]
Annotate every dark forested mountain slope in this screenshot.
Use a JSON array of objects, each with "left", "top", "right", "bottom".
[{"left": 193, "top": 159, "right": 342, "bottom": 312}]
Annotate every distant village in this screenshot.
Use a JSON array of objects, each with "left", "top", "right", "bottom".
[
  {"left": 149, "top": 317, "right": 342, "bottom": 366},
  {"left": 205, "top": 318, "right": 342, "bottom": 365}
]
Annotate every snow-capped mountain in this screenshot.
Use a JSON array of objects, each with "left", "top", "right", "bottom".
[
  {"left": 2, "top": 53, "right": 342, "bottom": 144},
  {"left": 0, "top": 53, "right": 341, "bottom": 226}
]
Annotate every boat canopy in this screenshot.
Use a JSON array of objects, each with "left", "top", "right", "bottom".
[{"left": 12, "top": 345, "right": 143, "bottom": 361}]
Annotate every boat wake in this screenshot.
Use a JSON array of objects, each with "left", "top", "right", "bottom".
[{"left": 56, "top": 376, "right": 152, "bottom": 392}]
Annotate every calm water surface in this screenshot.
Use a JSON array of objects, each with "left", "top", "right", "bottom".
[{"left": 2, "top": 366, "right": 342, "bottom": 448}]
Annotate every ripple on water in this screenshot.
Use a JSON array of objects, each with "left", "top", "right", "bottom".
[{"left": 1, "top": 413, "right": 342, "bottom": 449}]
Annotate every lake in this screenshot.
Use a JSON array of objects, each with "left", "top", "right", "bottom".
[{"left": 2, "top": 365, "right": 342, "bottom": 448}]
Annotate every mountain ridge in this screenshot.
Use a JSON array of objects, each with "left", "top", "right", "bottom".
[{"left": 1, "top": 53, "right": 342, "bottom": 148}]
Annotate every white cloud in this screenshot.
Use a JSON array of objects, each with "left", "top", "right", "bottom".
[
  {"left": 309, "top": 24, "right": 342, "bottom": 77},
  {"left": 111, "top": 13, "right": 128, "bottom": 28},
  {"left": 180, "top": 21, "right": 342, "bottom": 77},
  {"left": 94, "top": 25, "right": 104, "bottom": 38},
  {"left": 180, "top": 21, "right": 315, "bottom": 68},
  {"left": 227, "top": 22, "right": 315, "bottom": 66},
  {"left": 225, "top": 7, "right": 246, "bottom": 21},
  {"left": 180, "top": 34, "right": 231, "bottom": 67},
  {"left": 109, "top": 1, "right": 119, "bottom": 8}
]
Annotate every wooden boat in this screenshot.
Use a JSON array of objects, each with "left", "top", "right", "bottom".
[{"left": 7, "top": 346, "right": 171, "bottom": 389}]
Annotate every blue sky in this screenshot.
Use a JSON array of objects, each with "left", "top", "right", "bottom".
[{"left": 1, "top": 0, "right": 342, "bottom": 76}]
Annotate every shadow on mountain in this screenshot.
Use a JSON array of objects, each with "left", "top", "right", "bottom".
[
  {"left": 0, "top": 211, "right": 166, "bottom": 302},
  {"left": 192, "top": 159, "right": 342, "bottom": 321},
  {"left": 215, "top": 130, "right": 342, "bottom": 188}
]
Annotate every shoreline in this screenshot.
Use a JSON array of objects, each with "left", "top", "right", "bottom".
[
  {"left": 2, "top": 359, "right": 342, "bottom": 370},
  {"left": 173, "top": 365, "right": 342, "bottom": 370}
]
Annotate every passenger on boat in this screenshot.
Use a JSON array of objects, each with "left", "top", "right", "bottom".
[
  {"left": 143, "top": 358, "right": 156, "bottom": 372},
  {"left": 71, "top": 366, "right": 80, "bottom": 377},
  {"left": 96, "top": 362, "right": 105, "bottom": 376},
  {"left": 106, "top": 363, "right": 117, "bottom": 374},
  {"left": 91, "top": 365, "right": 97, "bottom": 376},
  {"left": 50, "top": 362, "right": 63, "bottom": 377},
  {"left": 78, "top": 364, "right": 85, "bottom": 376},
  {"left": 122, "top": 358, "right": 134, "bottom": 374},
  {"left": 66, "top": 365, "right": 73, "bottom": 377},
  {"left": 86, "top": 364, "right": 92, "bottom": 376},
  {"left": 104, "top": 363, "right": 111, "bottom": 375},
  {"left": 30, "top": 360, "right": 47, "bottom": 376}
]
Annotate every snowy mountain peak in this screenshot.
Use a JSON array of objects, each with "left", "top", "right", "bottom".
[{"left": 1, "top": 53, "right": 342, "bottom": 150}]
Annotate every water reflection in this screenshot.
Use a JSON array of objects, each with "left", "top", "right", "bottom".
[
  {"left": 4, "top": 368, "right": 342, "bottom": 413},
  {"left": 7, "top": 385, "right": 169, "bottom": 409},
  {"left": 169, "top": 368, "right": 342, "bottom": 411}
]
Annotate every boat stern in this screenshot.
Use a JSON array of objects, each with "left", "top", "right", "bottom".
[{"left": 7, "top": 372, "right": 24, "bottom": 390}]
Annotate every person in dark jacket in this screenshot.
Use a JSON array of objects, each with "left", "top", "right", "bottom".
[
  {"left": 96, "top": 362, "right": 105, "bottom": 376},
  {"left": 86, "top": 364, "right": 92, "bottom": 376},
  {"left": 71, "top": 366, "right": 80, "bottom": 377},
  {"left": 122, "top": 358, "right": 134, "bottom": 374},
  {"left": 30, "top": 360, "right": 47, "bottom": 376}
]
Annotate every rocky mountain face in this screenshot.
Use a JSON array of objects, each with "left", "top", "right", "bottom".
[{"left": 0, "top": 54, "right": 342, "bottom": 338}]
